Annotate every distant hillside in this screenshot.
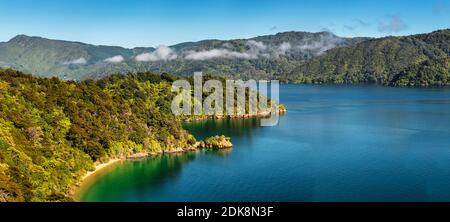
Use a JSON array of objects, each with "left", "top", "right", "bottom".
[
  {"left": 3, "top": 30, "right": 449, "bottom": 86},
  {"left": 0, "top": 32, "right": 368, "bottom": 80},
  {"left": 0, "top": 35, "right": 153, "bottom": 80},
  {"left": 285, "top": 29, "right": 450, "bottom": 86}
]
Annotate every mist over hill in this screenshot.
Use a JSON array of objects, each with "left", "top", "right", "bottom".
[
  {"left": 284, "top": 29, "right": 450, "bottom": 86},
  {"left": 0, "top": 31, "right": 368, "bottom": 80},
  {"left": 1, "top": 29, "right": 449, "bottom": 86}
]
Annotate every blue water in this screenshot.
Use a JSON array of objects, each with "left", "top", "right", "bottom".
[{"left": 78, "top": 85, "right": 450, "bottom": 202}]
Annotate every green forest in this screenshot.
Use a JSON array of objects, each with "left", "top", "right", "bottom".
[
  {"left": 2, "top": 30, "right": 449, "bottom": 87},
  {"left": 0, "top": 69, "right": 222, "bottom": 201},
  {"left": 1, "top": 29, "right": 449, "bottom": 202},
  {"left": 0, "top": 31, "right": 367, "bottom": 81},
  {"left": 0, "top": 68, "right": 282, "bottom": 202},
  {"left": 285, "top": 29, "right": 450, "bottom": 86}
]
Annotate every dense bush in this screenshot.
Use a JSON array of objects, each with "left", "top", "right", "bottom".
[
  {"left": 286, "top": 29, "right": 450, "bottom": 86},
  {"left": 0, "top": 69, "right": 192, "bottom": 201}
]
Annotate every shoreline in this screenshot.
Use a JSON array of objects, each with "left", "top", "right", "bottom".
[
  {"left": 80, "top": 158, "right": 122, "bottom": 181},
  {"left": 76, "top": 138, "right": 228, "bottom": 185},
  {"left": 73, "top": 110, "right": 285, "bottom": 200},
  {"left": 72, "top": 141, "right": 228, "bottom": 199},
  {"left": 75, "top": 151, "right": 166, "bottom": 182},
  {"left": 183, "top": 106, "right": 287, "bottom": 122},
  {"left": 72, "top": 151, "right": 159, "bottom": 199}
]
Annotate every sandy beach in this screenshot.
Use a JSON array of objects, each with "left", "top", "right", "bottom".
[{"left": 81, "top": 158, "right": 123, "bottom": 181}]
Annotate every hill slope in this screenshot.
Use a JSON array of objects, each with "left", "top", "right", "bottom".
[
  {"left": 285, "top": 29, "right": 450, "bottom": 86},
  {"left": 0, "top": 35, "right": 153, "bottom": 80},
  {"left": 0, "top": 69, "right": 195, "bottom": 201},
  {"left": 0, "top": 32, "right": 367, "bottom": 80},
  {"left": 0, "top": 68, "right": 283, "bottom": 202}
]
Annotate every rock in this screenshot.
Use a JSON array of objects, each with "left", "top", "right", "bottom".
[{"left": 201, "top": 135, "right": 233, "bottom": 149}]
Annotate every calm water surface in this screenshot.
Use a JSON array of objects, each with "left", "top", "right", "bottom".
[{"left": 78, "top": 85, "right": 450, "bottom": 201}]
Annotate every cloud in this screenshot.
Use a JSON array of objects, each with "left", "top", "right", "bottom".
[
  {"left": 184, "top": 49, "right": 257, "bottom": 60},
  {"left": 184, "top": 40, "right": 268, "bottom": 60},
  {"left": 270, "top": 26, "right": 278, "bottom": 31},
  {"left": 104, "top": 55, "right": 124, "bottom": 63},
  {"left": 378, "top": 14, "right": 408, "bottom": 33},
  {"left": 247, "top": 40, "right": 267, "bottom": 51},
  {"left": 184, "top": 34, "right": 344, "bottom": 60},
  {"left": 135, "top": 46, "right": 178, "bottom": 62},
  {"left": 63, "top": 57, "right": 87, "bottom": 65},
  {"left": 295, "top": 32, "right": 344, "bottom": 55},
  {"left": 222, "top": 42, "right": 233, "bottom": 48},
  {"left": 277, "top": 42, "right": 292, "bottom": 55}
]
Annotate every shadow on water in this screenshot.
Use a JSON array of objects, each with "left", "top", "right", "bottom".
[{"left": 183, "top": 117, "right": 263, "bottom": 140}]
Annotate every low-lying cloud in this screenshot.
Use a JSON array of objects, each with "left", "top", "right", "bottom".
[
  {"left": 135, "top": 33, "right": 346, "bottom": 62},
  {"left": 247, "top": 40, "right": 267, "bottom": 51},
  {"left": 104, "top": 55, "right": 124, "bottom": 63},
  {"left": 184, "top": 34, "right": 343, "bottom": 60},
  {"left": 378, "top": 14, "right": 408, "bottom": 33},
  {"left": 278, "top": 42, "right": 292, "bottom": 55},
  {"left": 296, "top": 33, "right": 344, "bottom": 55},
  {"left": 135, "top": 46, "right": 178, "bottom": 61},
  {"left": 63, "top": 57, "right": 87, "bottom": 65},
  {"left": 184, "top": 40, "right": 267, "bottom": 60},
  {"left": 184, "top": 49, "right": 258, "bottom": 60}
]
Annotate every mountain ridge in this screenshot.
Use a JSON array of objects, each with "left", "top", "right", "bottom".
[
  {"left": 0, "top": 31, "right": 369, "bottom": 80},
  {"left": 2, "top": 29, "right": 449, "bottom": 86},
  {"left": 285, "top": 29, "right": 450, "bottom": 86}
]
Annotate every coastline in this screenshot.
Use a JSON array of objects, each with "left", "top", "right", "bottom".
[
  {"left": 80, "top": 158, "right": 122, "bottom": 181},
  {"left": 73, "top": 108, "right": 286, "bottom": 200},
  {"left": 75, "top": 151, "right": 164, "bottom": 180},
  {"left": 72, "top": 151, "right": 157, "bottom": 199},
  {"left": 183, "top": 106, "right": 287, "bottom": 122},
  {"left": 76, "top": 138, "right": 230, "bottom": 185},
  {"left": 72, "top": 143, "right": 223, "bottom": 199}
]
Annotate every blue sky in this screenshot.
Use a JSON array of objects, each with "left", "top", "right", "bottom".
[{"left": 0, "top": 0, "right": 449, "bottom": 48}]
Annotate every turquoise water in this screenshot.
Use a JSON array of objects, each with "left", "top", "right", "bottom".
[{"left": 78, "top": 85, "right": 450, "bottom": 202}]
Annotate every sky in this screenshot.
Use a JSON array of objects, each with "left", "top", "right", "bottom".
[{"left": 0, "top": 0, "right": 449, "bottom": 48}]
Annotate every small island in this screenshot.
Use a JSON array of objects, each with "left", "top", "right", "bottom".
[{"left": 198, "top": 135, "right": 233, "bottom": 149}]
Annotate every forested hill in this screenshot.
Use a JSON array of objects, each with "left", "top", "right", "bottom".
[
  {"left": 285, "top": 29, "right": 450, "bottom": 86},
  {"left": 0, "top": 68, "right": 283, "bottom": 202},
  {"left": 1, "top": 30, "right": 449, "bottom": 86},
  {"left": 0, "top": 32, "right": 367, "bottom": 80},
  {"left": 0, "top": 69, "right": 196, "bottom": 201}
]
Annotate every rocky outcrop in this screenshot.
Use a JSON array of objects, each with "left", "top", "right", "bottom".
[{"left": 197, "top": 135, "right": 233, "bottom": 149}]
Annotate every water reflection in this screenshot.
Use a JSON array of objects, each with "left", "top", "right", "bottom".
[
  {"left": 77, "top": 149, "right": 231, "bottom": 202},
  {"left": 183, "top": 117, "right": 263, "bottom": 140},
  {"left": 79, "top": 85, "right": 450, "bottom": 202}
]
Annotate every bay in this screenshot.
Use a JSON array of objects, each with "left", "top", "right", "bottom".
[{"left": 78, "top": 85, "right": 450, "bottom": 202}]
